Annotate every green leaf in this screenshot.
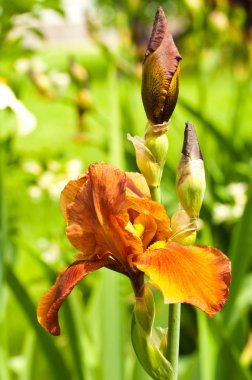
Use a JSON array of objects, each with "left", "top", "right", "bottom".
[
  {"left": 178, "top": 98, "right": 238, "bottom": 158},
  {"left": 63, "top": 298, "right": 87, "bottom": 380},
  {"left": 208, "top": 317, "right": 251, "bottom": 380},
  {"left": 20, "top": 240, "right": 86, "bottom": 379},
  {"left": 178, "top": 354, "right": 200, "bottom": 380},
  {"left": 225, "top": 273, "right": 252, "bottom": 333},
  {"left": 101, "top": 270, "right": 124, "bottom": 380},
  {"left": 197, "top": 312, "right": 217, "bottom": 380},
  {"left": 223, "top": 189, "right": 252, "bottom": 325},
  {"left": 19, "top": 332, "right": 36, "bottom": 380},
  {"left": 5, "top": 265, "right": 71, "bottom": 380}
]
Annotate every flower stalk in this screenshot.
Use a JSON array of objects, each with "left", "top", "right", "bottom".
[
  {"left": 167, "top": 304, "right": 181, "bottom": 380},
  {"left": 149, "top": 168, "right": 181, "bottom": 380}
]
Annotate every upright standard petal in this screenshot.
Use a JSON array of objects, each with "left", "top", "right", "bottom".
[
  {"left": 126, "top": 172, "right": 151, "bottom": 199},
  {"left": 37, "top": 259, "right": 111, "bottom": 336},
  {"left": 127, "top": 197, "right": 172, "bottom": 242},
  {"left": 66, "top": 175, "right": 110, "bottom": 259},
  {"left": 60, "top": 174, "right": 87, "bottom": 220},
  {"left": 133, "top": 242, "right": 231, "bottom": 316},
  {"left": 64, "top": 163, "right": 144, "bottom": 264}
]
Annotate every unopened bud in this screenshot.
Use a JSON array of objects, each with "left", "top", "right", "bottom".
[
  {"left": 127, "top": 134, "right": 159, "bottom": 186},
  {"left": 145, "top": 123, "right": 169, "bottom": 166},
  {"left": 134, "top": 286, "right": 155, "bottom": 335},
  {"left": 176, "top": 122, "right": 206, "bottom": 218},
  {"left": 128, "top": 123, "right": 168, "bottom": 188},
  {"left": 69, "top": 58, "right": 88, "bottom": 84},
  {"left": 141, "top": 7, "right": 181, "bottom": 125},
  {"left": 131, "top": 286, "right": 173, "bottom": 379},
  {"left": 76, "top": 89, "right": 92, "bottom": 111}
]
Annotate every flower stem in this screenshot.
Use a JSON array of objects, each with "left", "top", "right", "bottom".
[
  {"left": 150, "top": 184, "right": 181, "bottom": 379},
  {"left": 101, "top": 64, "right": 124, "bottom": 380},
  {"left": 150, "top": 186, "right": 161, "bottom": 203},
  {"left": 167, "top": 303, "right": 181, "bottom": 380}
]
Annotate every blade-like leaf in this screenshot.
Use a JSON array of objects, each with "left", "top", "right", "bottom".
[
  {"left": 19, "top": 332, "right": 36, "bottom": 380},
  {"left": 208, "top": 317, "right": 251, "bottom": 380},
  {"left": 5, "top": 265, "right": 71, "bottom": 380},
  {"left": 197, "top": 311, "right": 217, "bottom": 380},
  {"left": 223, "top": 190, "right": 252, "bottom": 325},
  {"left": 18, "top": 240, "right": 86, "bottom": 379},
  {"left": 225, "top": 273, "right": 252, "bottom": 333},
  {"left": 179, "top": 98, "right": 238, "bottom": 158}
]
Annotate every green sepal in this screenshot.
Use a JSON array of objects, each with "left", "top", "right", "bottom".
[{"left": 131, "top": 287, "right": 173, "bottom": 380}]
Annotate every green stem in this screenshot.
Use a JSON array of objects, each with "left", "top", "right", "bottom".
[
  {"left": 150, "top": 186, "right": 161, "bottom": 203},
  {"left": 100, "top": 63, "right": 124, "bottom": 380},
  {"left": 167, "top": 304, "right": 181, "bottom": 380},
  {"left": 150, "top": 183, "right": 181, "bottom": 379}
]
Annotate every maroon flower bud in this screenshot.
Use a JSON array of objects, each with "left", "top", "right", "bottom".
[{"left": 141, "top": 7, "right": 182, "bottom": 125}]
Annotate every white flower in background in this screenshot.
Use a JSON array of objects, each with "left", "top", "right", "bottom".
[
  {"left": 0, "top": 80, "right": 36, "bottom": 135},
  {"left": 14, "top": 58, "right": 31, "bottom": 74},
  {"left": 209, "top": 11, "right": 229, "bottom": 31},
  {"left": 28, "top": 185, "right": 42, "bottom": 200},
  {"left": 35, "top": 159, "right": 83, "bottom": 200},
  {"left": 49, "top": 71, "right": 70, "bottom": 93},
  {"left": 15, "top": 57, "right": 47, "bottom": 74},
  {"left": 48, "top": 178, "right": 68, "bottom": 199},
  {"left": 48, "top": 160, "right": 62, "bottom": 172},
  {"left": 38, "top": 171, "right": 55, "bottom": 189},
  {"left": 38, "top": 170, "right": 67, "bottom": 199},
  {"left": 22, "top": 160, "right": 42, "bottom": 175},
  {"left": 213, "top": 204, "right": 234, "bottom": 224},
  {"left": 37, "top": 238, "right": 60, "bottom": 264},
  {"left": 228, "top": 182, "right": 247, "bottom": 207},
  {"left": 213, "top": 182, "right": 248, "bottom": 224},
  {"left": 66, "top": 159, "right": 82, "bottom": 179}
]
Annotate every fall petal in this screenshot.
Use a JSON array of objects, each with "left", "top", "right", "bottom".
[
  {"left": 133, "top": 242, "right": 231, "bottom": 316},
  {"left": 37, "top": 259, "right": 111, "bottom": 335}
]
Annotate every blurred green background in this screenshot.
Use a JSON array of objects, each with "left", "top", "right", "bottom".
[{"left": 0, "top": 0, "right": 252, "bottom": 379}]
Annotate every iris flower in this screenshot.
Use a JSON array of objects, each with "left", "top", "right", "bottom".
[{"left": 37, "top": 162, "right": 231, "bottom": 336}]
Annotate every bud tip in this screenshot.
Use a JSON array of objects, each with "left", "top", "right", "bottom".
[{"left": 182, "top": 121, "right": 203, "bottom": 160}]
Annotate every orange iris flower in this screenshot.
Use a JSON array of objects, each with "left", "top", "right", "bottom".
[{"left": 37, "top": 162, "right": 231, "bottom": 336}]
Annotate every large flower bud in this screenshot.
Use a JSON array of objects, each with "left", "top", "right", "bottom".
[
  {"left": 141, "top": 7, "right": 182, "bottom": 125},
  {"left": 131, "top": 286, "right": 173, "bottom": 380},
  {"left": 176, "top": 122, "right": 206, "bottom": 218}
]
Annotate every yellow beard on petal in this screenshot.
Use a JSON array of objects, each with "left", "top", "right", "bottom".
[
  {"left": 147, "top": 240, "right": 166, "bottom": 250},
  {"left": 134, "top": 223, "right": 145, "bottom": 238}
]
